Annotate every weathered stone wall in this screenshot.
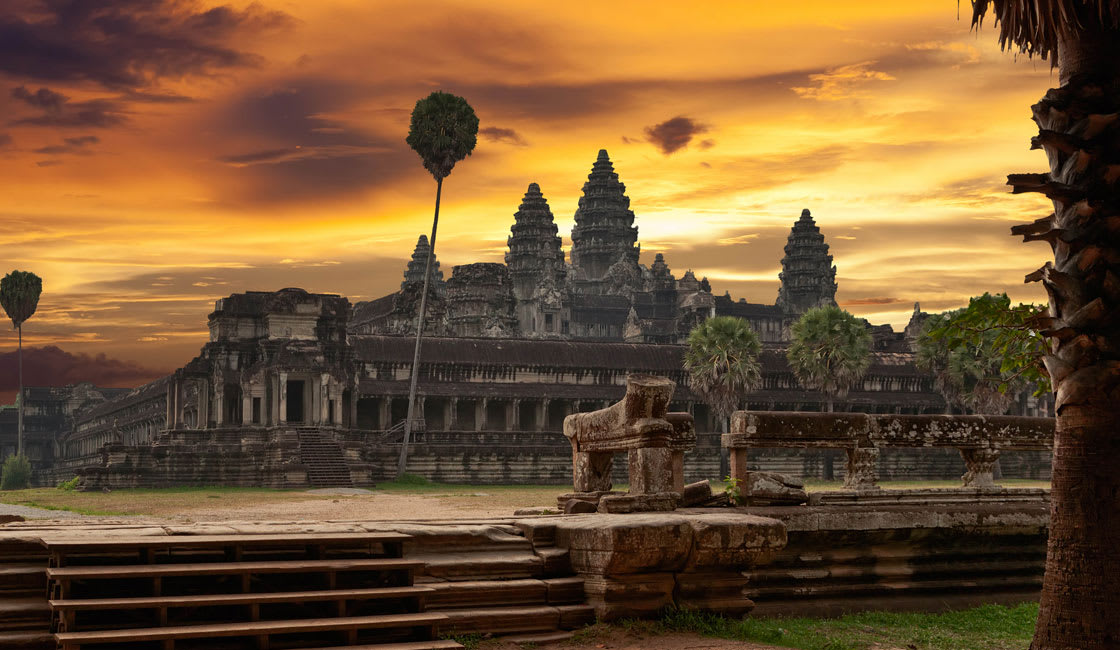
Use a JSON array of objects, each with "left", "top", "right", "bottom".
[{"left": 359, "top": 430, "right": 1050, "bottom": 485}]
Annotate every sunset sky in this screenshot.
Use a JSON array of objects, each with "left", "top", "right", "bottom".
[{"left": 0, "top": 0, "right": 1057, "bottom": 399}]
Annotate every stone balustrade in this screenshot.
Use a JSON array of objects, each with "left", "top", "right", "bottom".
[{"left": 723, "top": 411, "right": 1054, "bottom": 490}]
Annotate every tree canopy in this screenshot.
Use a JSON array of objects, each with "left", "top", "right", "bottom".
[
  {"left": 971, "top": 0, "right": 1120, "bottom": 62},
  {"left": 684, "top": 316, "right": 762, "bottom": 421},
  {"left": 915, "top": 292, "right": 1049, "bottom": 414},
  {"left": 0, "top": 270, "right": 42, "bottom": 330},
  {"left": 405, "top": 91, "right": 479, "bottom": 181},
  {"left": 786, "top": 305, "right": 872, "bottom": 412}
]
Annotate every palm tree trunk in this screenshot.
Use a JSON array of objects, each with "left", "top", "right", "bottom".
[
  {"left": 398, "top": 177, "right": 443, "bottom": 478},
  {"left": 1011, "top": 25, "right": 1120, "bottom": 650},
  {"left": 16, "top": 324, "right": 22, "bottom": 458}
]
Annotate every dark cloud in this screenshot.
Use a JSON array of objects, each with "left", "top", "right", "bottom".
[
  {"left": 35, "top": 159, "right": 61, "bottom": 167},
  {"left": 0, "top": 1, "right": 292, "bottom": 91},
  {"left": 841, "top": 297, "right": 905, "bottom": 306},
  {"left": 11, "top": 85, "right": 65, "bottom": 112},
  {"left": 643, "top": 116, "right": 709, "bottom": 155},
  {"left": 479, "top": 126, "right": 527, "bottom": 146},
  {"left": 0, "top": 345, "right": 167, "bottom": 403},
  {"left": 33, "top": 134, "right": 99, "bottom": 155},
  {"left": 698, "top": 139, "right": 715, "bottom": 150},
  {"left": 9, "top": 87, "right": 126, "bottom": 128}
]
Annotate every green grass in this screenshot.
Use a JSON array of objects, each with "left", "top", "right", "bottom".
[{"left": 590, "top": 603, "right": 1038, "bottom": 650}]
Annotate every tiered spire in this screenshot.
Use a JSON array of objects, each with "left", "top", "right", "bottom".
[
  {"left": 505, "top": 183, "right": 565, "bottom": 300},
  {"left": 570, "top": 149, "right": 639, "bottom": 280},
  {"left": 776, "top": 209, "right": 837, "bottom": 314},
  {"left": 402, "top": 234, "right": 444, "bottom": 290}
]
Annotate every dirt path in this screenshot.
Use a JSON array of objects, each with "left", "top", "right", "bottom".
[{"left": 489, "top": 630, "right": 792, "bottom": 649}]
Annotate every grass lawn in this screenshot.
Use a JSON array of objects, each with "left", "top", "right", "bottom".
[
  {"left": 570, "top": 602, "right": 1039, "bottom": 650},
  {"left": 0, "top": 476, "right": 1050, "bottom": 518}
]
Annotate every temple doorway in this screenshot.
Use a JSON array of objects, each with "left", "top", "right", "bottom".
[{"left": 286, "top": 379, "right": 305, "bottom": 423}]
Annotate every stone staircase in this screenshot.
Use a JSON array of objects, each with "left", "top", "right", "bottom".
[
  {"left": 401, "top": 521, "right": 595, "bottom": 645},
  {"left": 298, "top": 427, "right": 354, "bottom": 488},
  {"left": 0, "top": 539, "right": 53, "bottom": 650}
]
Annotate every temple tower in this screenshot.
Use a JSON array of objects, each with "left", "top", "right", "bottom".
[
  {"left": 570, "top": 149, "right": 640, "bottom": 283},
  {"left": 776, "top": 209, "right": 838, "bottom": 314},
  {"left": 506, "top": 183, "right": 566, "bottom": 300},
  {"left": 402, "top": 234, "right": 444, "bottom": 292},
  {"left": 445, "top": 263, "right": 519, "bottom": 338}
]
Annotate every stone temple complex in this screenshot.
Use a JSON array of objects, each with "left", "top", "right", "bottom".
[{"left": 0, "top": 149, "right": 1051, "bottom": 488}]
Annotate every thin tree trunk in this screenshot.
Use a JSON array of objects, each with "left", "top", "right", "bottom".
[
  {"left": 16, "top": 324, "right": 22, "bottom": 458},
  {"left": 1012, "top": 24, "right": 1120, "bottom": 650},
  {"left": 398, "top": 177, "right": 443, "bottom": 478}
]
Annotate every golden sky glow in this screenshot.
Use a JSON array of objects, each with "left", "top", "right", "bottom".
[{"left": 0, "top": 0, "right": 1057, "bottom": 395}]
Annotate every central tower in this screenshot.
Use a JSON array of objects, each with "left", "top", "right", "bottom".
[{"left": 570, "top": 149, "right": 640, "bottom": 283}]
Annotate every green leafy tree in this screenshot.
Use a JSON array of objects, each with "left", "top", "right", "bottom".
[
  {"left": 0, "top": 270, "right": 42, "bottom": 457},
  {"left": 1, "top": 454, "right": 31, "bottom": 490},
  {"left": 398, "top": 92, "right": 478, "bottom": 477},
  {"left": 684, "top": 316, "right": 762, "bottom": 434},
  {"left": 787, "top": 306, "right": 872, "bottom": 413},
  {"left": 916, "top": 293, "right": 1049, "bottom": 415},
  {"left": 968, "top": 3, "right": 1119, "bottom": 645}
]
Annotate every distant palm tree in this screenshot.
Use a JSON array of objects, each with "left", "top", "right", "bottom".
[
  {"left": 786, "top": 306, "right": 872, "bottom": 413},
  {"left": 970, "top": 2, "right": 1120, "bottom": 647},
  {"left": 398, "top": 92, "right": 478, "bottom": 478},
  {"left": 0, "top": 270, "right": 43, "bottom": 457},
  {"left": 684, "top": 317, "right": 762, "bottom": 470}
]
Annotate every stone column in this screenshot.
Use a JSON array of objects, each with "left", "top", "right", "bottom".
[
  {"left": 197, "top": 379, "right": 209, "bottom": 429},
  {"left": 509, "top": 400, "right": 520, "bottom": 431},
  {"left": 477, "top": 398, "right": 488, "bottom": 431},
  {"left": 417, "top": 396, "right": 426, "bottom": 431},
  {"left": 378, "top": 398, "right": 390, "bottom": 430},
  {"left": 537, "top": 400, "right": 548, "bottom": 431},
  {"left": 278, "top": 372, "right": 288, "bottom": 424},
  {"left": 319, "top": 374, "right": 330, "bottom": 424},
  {"left": 448, "top": 397, "right": 459, "bottom": 430},
  {"left": 628, "top": 447, "right": 674, "bottom": 495},
  {"left": 242, "top": 390, "right": 252, "bottom": 426},
  {"left": 443, "top": 399, "right": 454, "bottom": 432},
  {"left": 960, "top": 447, "right": 1001, "bottom": 487},
  {"left": 843, "top": 446, "right": 880, "bottom": 490},
  {"left": 213, "top": 384, "right": 224, "bottom": 427},
  {"left": 572, "top": 450, "right": 613, "bottom": 492}
]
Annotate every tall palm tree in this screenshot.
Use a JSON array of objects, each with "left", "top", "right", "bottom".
[
  {"left": 0, "top": 270, "right": 42, "bottom": 458},
  {"left": 398, "top": 92, "right": 478, "bottom": 478},
  {"left": 787, "top": 306, "right": 872, "bottom": 413},
  {"left": 970, "top": 2, "right": 1120, "bottom": 647},
  {"left": 684, "top": 316, "right": 762, "bottom": 477}
]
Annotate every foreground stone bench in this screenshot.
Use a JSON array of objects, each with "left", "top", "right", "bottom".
[
  {"left": 562, "top": 374, "right": 695, "bottom": 512},
  {"left": 723, "top": 411, "right": 1054, "bottom": 490}
]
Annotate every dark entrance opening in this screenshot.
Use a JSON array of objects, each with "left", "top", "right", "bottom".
[
  {"left": 223, "top": 384, "right": 241, "bottom": 425},
  {"left": 286, "top": 380, "right": 305, "bottom": 423}
]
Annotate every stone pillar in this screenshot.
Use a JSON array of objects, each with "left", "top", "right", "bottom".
[
  {"left": 417, "top": 396, "right": 426, "bottom": 430},
  {"left": 843, "top": 446, "right": 879, "bottom": 490},
  {"left": 319, "top": 374, "right": 330, "bottom": 424},
  {"left": 378, "top": 398, "right": 390, "bottom": 430},
  {"left": 197, "top": 379, "right": 209, "bottom": 429},
  {"left": 538, "top": 399, "right": 548, "bottom": 431},
  {"left": 278, "top": 372, "right": 288, "bottom": 424},
  {"left": 448, "top": 397, "right": 459, "bottom": 430},
  {"left": 960, "top": 447, "right": 1001, "bottom": 487},
  {"left": 213, "top": 384, "right": 224, "bottom": 427},
  {"left": 242, "top": 389, "right": 252, "bottom": 425},
  {"left": 443, "top": 400, "right": 454, "bottom": 432},
  {"left": 628, "top": 447, "right": 675, "bottom": 495},
  {"left": 572, "top": 450, "right": 613, "bottom": 492},
  {"left": 477, "top": 398, "right": 488, "bottom": 431},
  {"left": 509, "top": 400, "right": 520, "bottom": 431},
  {"left": 729, "top": 447, "right": 749, "bottom": 484}
]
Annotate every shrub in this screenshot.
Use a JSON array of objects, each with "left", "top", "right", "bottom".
[
  {"left": 57, "top": 476, "right": 80, "bottom": 491},
  {"left": 1, "top": 454, "right": 32, "bottom": 490}
]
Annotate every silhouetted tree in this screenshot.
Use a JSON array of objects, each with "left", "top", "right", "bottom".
[
  {"left": 398, "top": 92, "right": 478, "bottom": 477},
  {"left": 0, "top": 270, "right": 42, "bottom": 458},
  {"left": 787, "top": 305, "right": 871, "bottom": 413}
]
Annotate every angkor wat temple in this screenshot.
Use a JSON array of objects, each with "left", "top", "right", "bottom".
[{"left": 1, "top": 150, "right": 1051, "bottom": 488}]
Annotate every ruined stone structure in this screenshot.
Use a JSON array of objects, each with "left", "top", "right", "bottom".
[{"left": 10, "top": 149, "right": 1053, "bottom": 487}]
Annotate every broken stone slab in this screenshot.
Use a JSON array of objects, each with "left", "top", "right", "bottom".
[
  {"left": 684, "top": 512, "right": 788, "bottom": 570},
  {"left": 680, "top": 480, "right": 713, "bottom": 507},
  {"left": 564, "top": 499, "right": 598, "bottom": 514},
  {"left": 555, "top": 491, "right": 621, "bottom": 510},
  {"left": 598, "top": 493, "right": 679, "bottom": 513},
  {"left": 741, "top": 471, "right": 808, "bottom": 506}
]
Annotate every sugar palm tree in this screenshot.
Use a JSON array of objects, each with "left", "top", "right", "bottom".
[
  {"left": 787, "top": 306, "right": 872, "bottom": 413},
  {"left": 684, "top": 316, "right": 762, "bottom": 479},
  {"left": 0, "top": 270, "right": 42, "bottom": 458},
  {"left": 398, "top": 92, "right": 478, "bottom": 478},
  {"left": 970, "top": 2, "right": 1120, "bottom": 647}
]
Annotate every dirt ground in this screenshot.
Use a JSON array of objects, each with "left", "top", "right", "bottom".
[{"left": 487, "top": 630, "right": 792, "bottom": 649}]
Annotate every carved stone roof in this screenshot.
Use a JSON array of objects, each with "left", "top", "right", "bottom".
[
  {"left": 776, "top": 209, "right": 838, "bottom": 314},
  {"left": 402, "top": 234, "right": 444, "bottom": 290},
  {"left": 570, "top": 149, "right": 640, "bottom": 280}
]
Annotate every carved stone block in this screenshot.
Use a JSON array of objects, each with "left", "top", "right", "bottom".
[
  {"left": 843, "top": 446, "right": 879, "bottom": 490},
  {"left": 960, "top": 447, "right": 1001, "bottom": 487},
  {"left": 628, "top": 447, "right": 674, "bottom": 495}
]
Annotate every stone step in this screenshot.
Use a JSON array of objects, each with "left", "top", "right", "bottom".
[
  {"left": 501, "top": 631, "right": 574, "bottom": 646},
  {"left": 0, "top": 597, "right": 51, "bottom": 628},
  {"left": 0, "top": 630, "right": 53, "bottom": 650},
  {"left": 291, "top": 643, "right": 462, "bottom": 650},
  {"left": 414, "top": 551, "right": 544, "bottom": 581},
  {"left": 439, "top": 605, "right": 567, "bottom": 635},
  {"left": 0, "top": 564, "right": 47, "bottom": 593},
  {"left": 426, "top": 579, "right": 546, "bottom": 608}
]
